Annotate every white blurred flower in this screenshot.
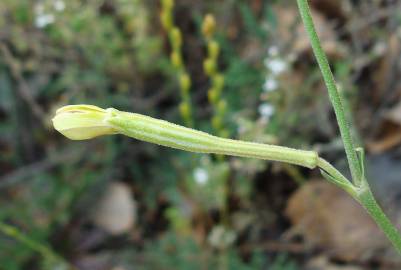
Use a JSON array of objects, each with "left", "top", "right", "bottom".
[
  {"left": 373, "top": 42, "right": 387, "bottom": 56},
  {"left": 53, "top": 0, "right": 66, "bottom": 11},
  {"left": 35, "top": 14, "right": 55, "bottom": 28},
  {"left": 258, "top": 103, "right": 275, "bottom": 119},
  {"left": 193, "top": 168, "right": 209, "bottom": 185},
  {"left": 263, "top": 77, "right": 278, "bottom": 92},
  {"left": 264, "top": 58, "right": 287, "bottom": 75},
  {"left": 268, "top": 46, "right": 279, "bottom": 57}
]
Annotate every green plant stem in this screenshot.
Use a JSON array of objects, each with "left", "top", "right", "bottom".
[
  {"left": 296, "top": 0, "right": 362, "bottom": 185},
  {"left": 297, "top": 0, "right": 401, "bottom": 254},
  {"left": 356, "top": 187, "right": 401, "bottom": 254},
  {"left": 0, "top": 221, "right": 71, "bottom": 268},
  {"left": 317, "top": 158, "right": 355, "bottom": 196},
  {"left": 106, "top": 109, "right": 319, "bottom": 169},
  {"left": 106, "top": 108, "right": 356, "bottom": 190}
]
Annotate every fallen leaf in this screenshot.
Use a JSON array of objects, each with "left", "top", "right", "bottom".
[
  {"left": 372, "top": 35, "right": 401, "bottom": 104},
  {"left": 366, "top": 127, "right": 401, "bottom": 154},
  {"left": 386, "top": 101, "right": 401, "bottom": 125},
  {"left": 285, "top": 180, "right": 399, "bottom": 264}
]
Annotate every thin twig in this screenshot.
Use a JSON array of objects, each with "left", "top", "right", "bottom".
[
  {"left": 0, "top": 221, "right": 74, "bottom": 269},
  {"left": 0, "top": 144, "right": 89, "bottom": 189},
  {"left": 0, "top": 43, "right": 46, "bottom": 122}
]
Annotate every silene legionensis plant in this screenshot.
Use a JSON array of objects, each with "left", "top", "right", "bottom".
[{"left": 52, "top": 0, "right": 401, "bottom": 254}]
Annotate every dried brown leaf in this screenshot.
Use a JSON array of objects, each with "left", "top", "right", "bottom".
[{"left": 285, "top": 180, "right": 397, "bottom": 263}]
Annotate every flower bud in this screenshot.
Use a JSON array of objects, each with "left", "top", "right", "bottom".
[
  {"left": 161, "top": 0, "right": 174, "bottom": 10},
  {"left": 160, "top": 10, "right": 173, "bottom": 30},
  {"left": 213, "top": 74, "right": 225, "bottom": 91},
  {"left": 179, "top": 102, "right": 192, "bottom": 123},
  {"left": 208, "top": 88, "right": 218, "bottom": 104},
  {"left": 208, "top": 41, "right": 220, "bottom": 60},
  {"left": 179, "top": 72, "right": 191, "bottom": 94},
  {"left": 52, "top": 105, "right": 116, "bottom": 140},
  {"left": 202, "top": 14, "right": 216, "bottom": 39},
  {"left": 203, "top": 58, "right": 216, "bottom": 76},
  {"left": 171, "top": 51, "right": 182, "bottom": 69},
  {"left": 217, "top": 100, "right": 227, "bottom": 115},
  {"left": 170, "top": 27, "right": 182, "bottom": 50},
  {"left": 212, "top": 116, "right": 222, "bottom": 130}
]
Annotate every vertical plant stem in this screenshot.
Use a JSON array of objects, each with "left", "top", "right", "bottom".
[
  {"left": 357, "top": 188, "right": 401, "bottom": 254},
  {"left": 296, "top": 0, "right": 362, "bottom": 185},
  {"left": 297, "top": 0, "right": 401, "bottom": 254}
]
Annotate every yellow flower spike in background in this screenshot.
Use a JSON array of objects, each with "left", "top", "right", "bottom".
[
  {"left": 160, "top": 0, "right": 194, "bottom": 127},
  {"left": 52, "top": 105, "right": 117, "bottom": 140},
  {"left": 201, "top": 14, "right": 229, "bottom": 139}
]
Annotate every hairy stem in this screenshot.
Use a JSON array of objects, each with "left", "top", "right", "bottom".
[
  {"left": 356, "top": 187, "right": 401, "bottom": 254},
  {"left": 106, "top": 109, "right": 319, "bottom": 169},
  {"left": 297, "top": 0, "right": 401, "bottom": 254},
  {"left": 317, "top": 158, "right": 356, "bottom": 196},
  {"left": 296, "top": 0, "right": 362, "bottom": 185}
]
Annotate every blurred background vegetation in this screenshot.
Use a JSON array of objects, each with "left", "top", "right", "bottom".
[{"left": 1, "top": 0, "right": 401, "bottom": 269}]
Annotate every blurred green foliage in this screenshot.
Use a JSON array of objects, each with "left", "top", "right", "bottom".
[{"left": 0, "top": 0, "right": 354, "bottom": 269}]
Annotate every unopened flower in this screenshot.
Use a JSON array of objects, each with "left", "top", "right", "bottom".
[
  {"left": 52, "top": 105, "right": 117, "bottom": 140},
  {"left": 52, "top": 104, "right": 319, "bottom": 169}
]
